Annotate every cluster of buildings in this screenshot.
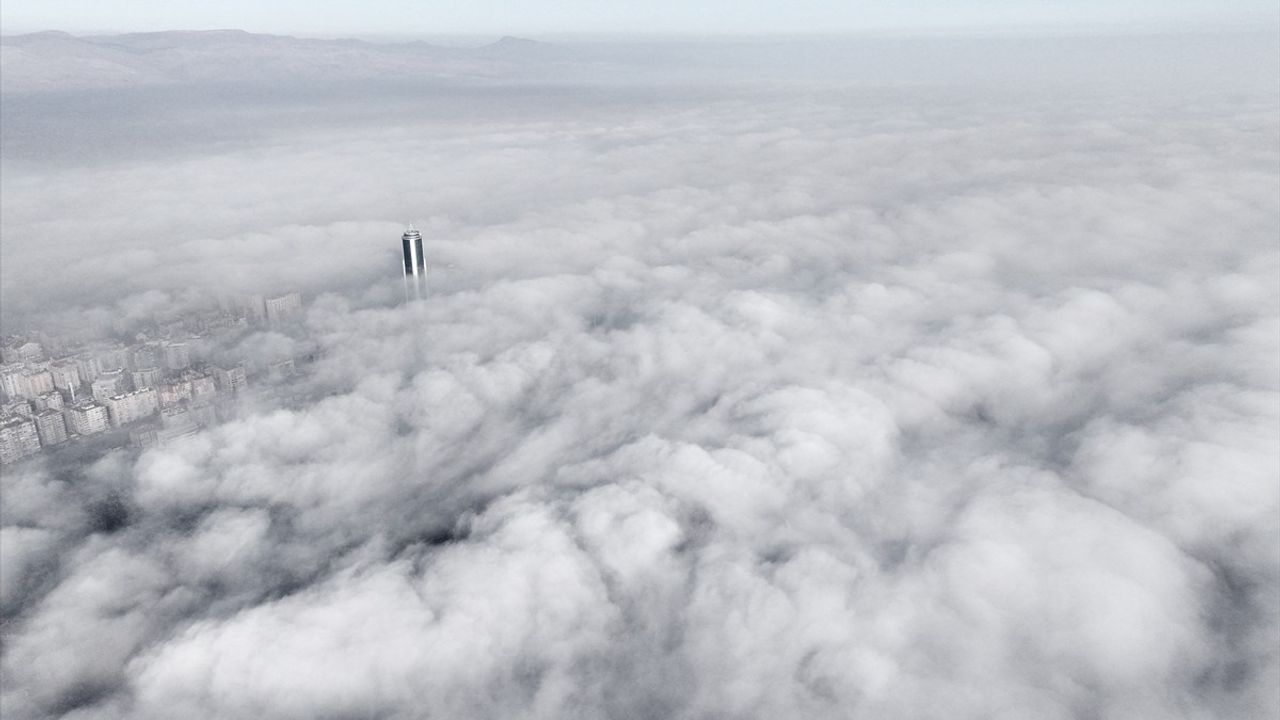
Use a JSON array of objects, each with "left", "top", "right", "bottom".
[{"left": 0, "top": 291, "right": 304, "bottom": 465}]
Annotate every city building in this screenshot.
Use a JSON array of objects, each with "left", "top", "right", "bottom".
[
  {"left": 132, "top": 367, "right": 163, "bottom": 390},
  {"left": 129, "top": 425, "right": 160, "bottom": 449},
  {"left": 164, "top": 342, "right": 192, "bottom": 371},
  {"left": 67, "top": 402, "right": 110, "bottom": 436},
  {"left": 267, "top": 358, "right": 296, "bottom": 381},
  {"left": 232, "top": 294, "right": 267, "bottom": 325},
  {"left": 130, "top": 344, "right": 161, "bottom": 371},
  {"left": 0, "top": 416, "right": 41, "bottom": 464},
  {"left": 34, "top": 409, "right": 68, "bottom": 447},
  {"left": 161, "top": 406, "right": 192, "bottom": 428},
  {"left": 265, "top": 292, "right": 303, "bottom": 326},
  {"left": 16, "top": 342, "right": 44, "bottom": 364},
  {"left": 157, "top": 380, "right": 192, "bottom": 407},
  {"left": 95, "top": 346, "right": 129, "bottom": 373},
  {"left": 33, "top": 391, "right": 64, "bottom": 412},
  {"left": 17, "top": 369, "right": 55, "bottom": 400},
  {"left": 187, "top": 372, "right": 217, "bottom": 402},
  {"left": 188, "top": 403, "right": 218, "bottom": 427},
  {"left": 212, "top": 365, "right": 247, "bottom": 395},
  {"left": 3, "top": 400, "right": 32, "bottom": 417},
  {"left": 0, "top": 364, "right": 24, "bottom": 399},
  {"left": 73, "top": 353, "right": 101, "bottom": 384},
  {"left": 402, "top": 226, "right": 426, "bottom": 299},
  {"left": 49, "top": 360, "right": 82, "bottom": 395},
  {"left": 159, "top": 422, "right": 200, "bottom": 444},
  {"left": 107, "top": 388, "right": 158, "bottom": 427},
  {"left": 91, "top": 370, "right": 127, "bottom": 404},
  {"left": 158, "top": 407, "right": 199, "bottom": 443}
]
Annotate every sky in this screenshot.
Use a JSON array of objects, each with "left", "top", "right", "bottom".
[
  {"left": 1, "top": 22, "right": 1278, "bottom": 720},
  {"left": 1, "top": 0, "right": 1277, "bottom": 35}
]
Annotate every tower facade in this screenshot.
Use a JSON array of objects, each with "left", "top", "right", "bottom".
[{"left": 402, "top": 227, "right": 426, "bottom": 299}]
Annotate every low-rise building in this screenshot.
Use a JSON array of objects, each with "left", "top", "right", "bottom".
[
  {"left": 158, "top": 407, "right": 199, "bottom": 444},
  {"left": 129, "top": 425, "right": 160, "bottom": 449},
  {"left": 159, "top": 423, "right": 199, "bottom": 444}
]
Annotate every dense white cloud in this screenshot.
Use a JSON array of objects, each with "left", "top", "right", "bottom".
[{"left": 1, "top": 31, "right": 1278, "bottom": 720}]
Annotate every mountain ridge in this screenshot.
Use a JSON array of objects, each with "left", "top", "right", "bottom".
[{"left": 0, "top": 30, "right": 551, "bottom": 92}]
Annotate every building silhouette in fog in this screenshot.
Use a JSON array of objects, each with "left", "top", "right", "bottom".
[
  {"left": 265, "top": 292, "right": 303, "bottom": 326},
  {"left": 402, "top": 226, "right": 426, "bottom": 299}
]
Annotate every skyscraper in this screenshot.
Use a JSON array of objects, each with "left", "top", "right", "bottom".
[{"left": 402, "top": 226, "right": 426, "bottom": 299}]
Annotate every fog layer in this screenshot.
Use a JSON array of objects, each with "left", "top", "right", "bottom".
[{"left": 1, "top": 31, "right": 1277, "bottom": 720}]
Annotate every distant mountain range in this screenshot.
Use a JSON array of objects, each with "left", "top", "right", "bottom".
[{"left": 0, "top": 30, "right": 558, "bottom": 92}]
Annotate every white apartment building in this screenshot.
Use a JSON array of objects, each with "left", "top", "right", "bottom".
[
  {"left": 213, "top": 365, "right": 248, "bottom": 395},
  {"left": 0, "top": 416, "right": 41, "bottom": 463},
  {"left": 49, "top": 360, "right": 82, "bottom": 394},
  {"left": 91, "top": 370, "right": 127, "bottom": 404},
  {"left": 34, "top": 409, "right": 68, "bottom": 446},
  {"left": 107, "top": 388, "right": 159, "bottom": 427},
  {"left": 67, "top": 402, "right": 110, "bottom": 436},
  {"left": 132, "top": 367, "right": 163, "bottom": 390},
  {"left": 0, "top": 364, "right": 24, "bottom": 399},
  {"left": 34, "top": 391, "right": 64, "bottom": 412},
  {"left": 73, "top": 353, "right": 100, "bottom": 384},
  {"left": 18, "top": 370, "right": 56, "bottom": 400}
]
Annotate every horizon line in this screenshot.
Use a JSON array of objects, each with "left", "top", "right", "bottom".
[{"left": 3, "top": 16, "right": 1278, "bottom": 42}]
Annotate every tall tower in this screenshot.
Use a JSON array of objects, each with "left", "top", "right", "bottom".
[{"left": 402, "top": 226, "right": 425, "bottom": 299}]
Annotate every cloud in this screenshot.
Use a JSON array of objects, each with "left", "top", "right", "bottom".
[{"left": 1, "top": 31, "right": 1278, "bottom": 720}]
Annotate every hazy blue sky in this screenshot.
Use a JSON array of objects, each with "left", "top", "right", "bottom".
[{"left": 2, "top": 0, "right": 1276, "bottom": 35}]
